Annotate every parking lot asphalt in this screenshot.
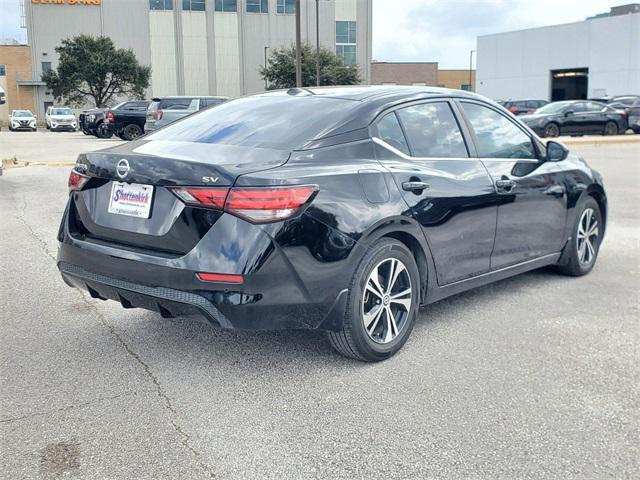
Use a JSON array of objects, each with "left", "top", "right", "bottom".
[
  {"left": 0, "top": 142, "right": 638, "bottom": 479},
  {"left": 0, "top": 130, "right": 125, "bottom": 165}
]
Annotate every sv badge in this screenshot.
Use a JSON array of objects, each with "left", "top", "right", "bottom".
[{"left": 202, "top": 176, "right": 219, "bottom": 183}]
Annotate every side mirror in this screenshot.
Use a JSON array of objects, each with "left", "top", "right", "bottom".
[
  {"left": 546, "top": 141, "right": 569, "bottom": 162},
  {"left": 564, "top": 110, "right": 574, "bottom": 117}
]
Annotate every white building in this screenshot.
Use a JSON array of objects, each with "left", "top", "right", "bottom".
[
  {"left": 22, "top": 0, "right": 372, "bottom": 118},
  {"left": 476, "top": 4, "right": 640, "bottom": 101}
]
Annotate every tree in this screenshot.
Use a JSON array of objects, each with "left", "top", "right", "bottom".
[
  {"left": 260, "top": 44, "right": 361, "bottom": 89},
  {"left": 42, "top": 35, "right": 151, "bottom": 108}
]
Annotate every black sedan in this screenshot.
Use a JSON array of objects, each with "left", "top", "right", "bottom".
[
  {"left": 57, "top": 86, "right": 607, "bottom": 361},
  {"left": 520, "top": 100, "right": 627, "bottom": 137}
]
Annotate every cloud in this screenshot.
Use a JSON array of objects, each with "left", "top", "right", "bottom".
[
  {"left": 373, "top": 0, "right": 618, "bottom": 67},
  {"left": 0, "top": 0, "right": 27, "bottom": 43}
]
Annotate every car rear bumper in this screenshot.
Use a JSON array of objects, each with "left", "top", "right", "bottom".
[{"left": 56, "top": 201, "right": 355, "bottom": 331}]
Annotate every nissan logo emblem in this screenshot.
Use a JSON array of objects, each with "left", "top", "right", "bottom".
[{"left": 116, "top": 159, "right": 130, "bottom": 179}]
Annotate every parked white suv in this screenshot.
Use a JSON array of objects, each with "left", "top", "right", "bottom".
[
  {"left": 8, "top": 110, "right": 37, "bottom": 131},
  {"left": 46, "top": 106, "right": 77, "bottom": 131}
]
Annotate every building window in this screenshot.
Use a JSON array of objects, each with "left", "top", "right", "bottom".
[
  {"left": 183, "top": 0, "right": 205, "bottom": 10},
  {"left": 276, "top": 0, "right": 295, "bottom": 14},
  {"left": 42, "top": 62, "right": 52, "bottom": 75},
  {"left": 246, "top": 0, "right": 267, "bottom": 13},
  {"left": 336, "top": 21, "right": 356, "bottom": 44},
  {"left": 336, "top": 21, "right": 356, "bottom": 65},
  {"left": 460, "top": 84, "right": 472, "bottom": 91},
  {"left": 0, "top": 64, "right": 6, "bottom": 76},
  {"left": 215, "top": 0, "right": 237, "bottom": 12},
  {"left": 149, "top": 0, "right": 173, "bottom": 10}
]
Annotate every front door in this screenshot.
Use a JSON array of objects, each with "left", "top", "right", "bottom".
[
  {"left": 458, "top": 100, "right": 567, "bottom": 269},
  {"left": 372, "top": 100, "right": 497, "bottom": 285}
]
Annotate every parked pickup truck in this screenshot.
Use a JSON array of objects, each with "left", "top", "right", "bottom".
[
  {"left": 145, "top": 96, "right": 228, "bottom": 132},
  {"left": 105, "top": 100, "right": 150, "bottom": 140},
  {"left": 79, "top": 100, "right": 149, "bottom": 139}
]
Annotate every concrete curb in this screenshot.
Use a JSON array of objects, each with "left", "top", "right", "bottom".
[{"left": 557, "top": 135, "right": 640, "bottom": 146}]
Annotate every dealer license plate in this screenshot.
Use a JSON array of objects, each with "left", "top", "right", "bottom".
[{"left": 108, "top": 182, "right": 154, "bottom": 218}]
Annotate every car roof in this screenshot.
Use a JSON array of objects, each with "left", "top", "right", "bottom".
[
  {"left": 251, "top": 85, "right": 501, "bottom": 139},
  {"left": 152, "top": 96, "right": 228, "bottom": 100}
]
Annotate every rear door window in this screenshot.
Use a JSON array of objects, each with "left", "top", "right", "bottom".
[
  {"left": 395, "top": 102, "right": 468, "bottom": 158},
  {"left": 375, "top": 112, "right": 410, "bottom": 155},
  {"left": 158, "top": 98, "right": 193, "bottom": 110},
  {"left": 461, "top": 102, "right": 535, "bottom": 159}
]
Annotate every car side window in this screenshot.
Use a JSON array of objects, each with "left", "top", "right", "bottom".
[
  {"left": 395, "top": 102, "right": 468, "bottom": 158},
  {"left": 376, "top": 112, "right": 410, "bottom": 155},
  {"left": 585, "top": 102, "right": 604, "bottom": 112},
  {"left": 461, "top": 102, "right": 535, "bottom": 159}
]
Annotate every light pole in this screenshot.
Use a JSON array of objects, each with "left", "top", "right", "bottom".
[
  {"left": 295, "top": 0, "right": 302, "bottom": 87},
  {"left": 469, "top": 49, "right": 476, "bottom": 92},
  {"left": 315, "top": 0, "right": 320, "bottom": 86},
  {"left": 264, "top": 46, "right": 269, "bottom": 90}
]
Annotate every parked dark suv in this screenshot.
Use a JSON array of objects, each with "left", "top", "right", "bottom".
[{"left": 58, "top": 87, "right": 607, "bottom": 361}]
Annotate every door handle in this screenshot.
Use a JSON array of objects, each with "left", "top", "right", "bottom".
[
  {"left": 402, "top": 181, "right": 430, "bottom": 192},
  {"left": 495, "top": 178, "right": 516, "bottom": 192}
]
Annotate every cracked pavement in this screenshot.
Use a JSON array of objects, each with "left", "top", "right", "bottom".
[{"left": 1, "top": 143, "right": 639, "bottom": 479}]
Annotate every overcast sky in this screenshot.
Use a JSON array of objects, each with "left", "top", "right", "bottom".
[{"left": 0, "top": 0, "right": 622, "bottom": 67}]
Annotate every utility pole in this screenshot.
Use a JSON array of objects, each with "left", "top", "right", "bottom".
[
  {"left": 469, "top": 49, "right": 476, "bottom": 92},
  {"left": 295, "top": 0, "right": 302, "bottom": 87},
  {"left": 315, "top": 0, "right": 320, "bottom": 86},
  {"left": 264, "top": 46, "right": 269, "bottom": 90}
]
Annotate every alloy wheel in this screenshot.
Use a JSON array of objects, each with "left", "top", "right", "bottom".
[
  {"left": 362, "top": 258, "right": 412, "bottom": 344},
  {"left": 577, "top": 208, "right": 599, "bottom": 266},
  {"left": 545, "top": 124, "right": 559, "bottom": 137}
]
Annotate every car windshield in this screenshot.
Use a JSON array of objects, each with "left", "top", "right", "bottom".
[
  {"left": 534, "top": 102, "right": 572, "bottom": 114},
  {"left": 51, "top": 108, "right": 72, "bottom": 115},
  {"left": 145, "top": 95, "right": 359, "bottom": 150},
  {"left": 13, "top": 111, "right": 33, "bottom": 117}
]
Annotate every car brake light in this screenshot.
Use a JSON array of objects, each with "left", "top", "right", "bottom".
[
  {"left": 196, "top": 272, "right": 244, "bottom": 284},
  {"left": 171, "top": 187, "right": 229, "bottom": 208},
  {"left": 154, "top": 110, "right": 163, "bottom": 121},
  {"left": 68, "top": 170, "right": 90, "bottom": 191},
  {"left": 508, "top": 106, "right": 518, "bottom": 113},
  {"left": 225, "top": 186, "right": 318, "bottom": 223},
  {"left": 170, "top": 185, "right": 318, "bottom": 223}
]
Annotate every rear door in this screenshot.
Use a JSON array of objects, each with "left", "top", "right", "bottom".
[
  {"left": 457, "top": 100, "right": 567, "bottom": 269},
  {"left": 372, "top": 99, "right": 497, "bottom": 285}
]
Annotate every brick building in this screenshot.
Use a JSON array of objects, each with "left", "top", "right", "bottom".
[
  {"left": 371, "top": 61, "right": 476, "bottom": 91},
  {"left": 0, "top": 44, "right": 36, "bottom": 122}
]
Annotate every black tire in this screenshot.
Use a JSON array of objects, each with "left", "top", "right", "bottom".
[
  {"left": 328, "top": 238, "right": 420, "bottom": 362},
  {"left": 603, "top": 121, "right": 618, "bottom": 136},
  {"left": 543, "top": 123, "right": 560, "bottom": 138},
  {"left": 95, "top": 123, "right": 113, "bottom": 139},
  {"left": 46, "top": 123, "right": 50, "bottom": 130},
  {"left": 122, "top": 124, "right": 143, "bottom": 141},
  {"left": 556, "top": 197, "right": 602, "bottom": 277}
]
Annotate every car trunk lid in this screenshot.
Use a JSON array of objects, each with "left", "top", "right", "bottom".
[{"left": 69, "top": 141, "right": 290, "bottom": 255}]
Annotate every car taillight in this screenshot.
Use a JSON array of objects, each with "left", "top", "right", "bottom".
[
  {"left": 68, "top": 170, "right": 90, "bottom": 191},
  {"left": 106, "top": 111, "right": 115, "bottom": 123},
  {"left": 170, "top": 185, "right": 318, "bottom": 224},
  {"left": 154, "top": 110, "right": 163, "bottom": 121},
  {"left": 508, "top": 106, "right": 518, "bottom": 113},
  {"left": 196, "top": 272, "right": 244, "bottom": 284}
]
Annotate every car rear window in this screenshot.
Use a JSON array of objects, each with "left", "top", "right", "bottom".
[
  {"left": 158, "top": 98, "right": 194, "bottom": 110},
  {"left": 145, "top": 95, "right": 359, "bottom": 150}
]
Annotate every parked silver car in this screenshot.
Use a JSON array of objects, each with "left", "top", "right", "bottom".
[{"left": 145, "top": 96, "right": 228, "bottom": 132}]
